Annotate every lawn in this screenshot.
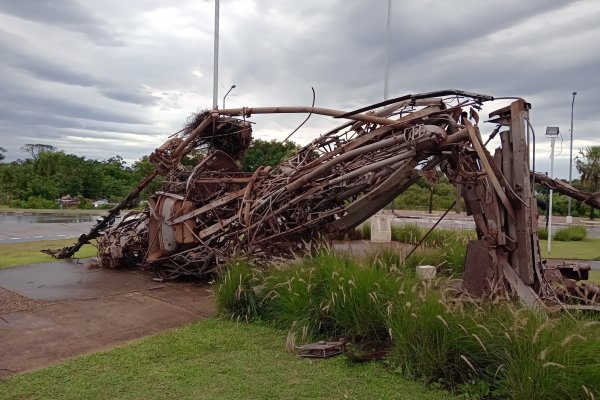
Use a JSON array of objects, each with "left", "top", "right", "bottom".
[
  {"left": 0, "top": 239, "right": 96, "bottom": 269},
  {"left": 540, "top": 238, "right": 600, "bottom": 260},
  {"left": 0, "top": 207, "right": 106, "bottom": 215},
  {"left": 0, "top": 319, "right": 453, "bottom": 400}
]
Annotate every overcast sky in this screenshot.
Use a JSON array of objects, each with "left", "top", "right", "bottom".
[{"left": 0, "top": 0, "right": 598, "bottom": 179}]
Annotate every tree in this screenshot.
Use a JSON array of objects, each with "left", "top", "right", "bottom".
[
  {"left": 0, "top": 147, "right": 6, "bottom": 161},
  {"left": 241, "top": 139, "right": 300, "bottom": 172},
  {"left": 21, "top": 144, "right": 57, "bottom": 160},
  {"left": 575, "top": 146, "right": 600, "bottom": 220}
]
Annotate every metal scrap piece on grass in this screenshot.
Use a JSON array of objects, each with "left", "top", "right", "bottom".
[{"left": 297, "top": 341, "right": 346, "bottom": 359}]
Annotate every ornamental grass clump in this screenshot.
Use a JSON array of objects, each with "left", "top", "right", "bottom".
[
  {"left": 553, "top": 225, "right": 587, "bottom": 241},
  {"left": 261, "top": 249, "right": 403, "bottom": 344},
  {"left": 215, "top": 259, "right": 263, "bottom": 321},
  {"left": 485, "top": 309, "right": 600, "bottom": 400},
  {"left": 215, "top": 248, "right": 600, "bottom": 399}
]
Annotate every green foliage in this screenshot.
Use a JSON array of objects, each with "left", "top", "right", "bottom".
[
  {"left": 391, "top": 224, "right": 422, "bottom": 243},
  {"left": 553, "top": 225, "right": 587, "bottom": 241},
  {"left": 394, "top": 178, "right": 457, "bottom": 212},
  {"left": 0, "top": 144, "right": 156, "bottom": 207},
  {"left": 576, "top": 146, "right": 600, "bottom": 193},
  {"left": 241, "top": 139, "right": 300, "bottom": 172},
  {"left": 538, "top": 226, "right": 548, "bottom": 240},
  {"left": 361, "top": 222, "right": 371, "bottom": 239},
  {"left": 10, "top": 196, "right": 59, "bottom": 209},
  {"left": 215, "top": 260, "right": 263, "bottom": 321},
  {"left": 216, "top": 251, "right": 600, "bottom": 399},
  {"left": 75, "top": 195, "right": 93, "bottom": 210}
]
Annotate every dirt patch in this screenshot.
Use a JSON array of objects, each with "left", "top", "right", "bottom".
[{"left": 0, "top": 288, "right": 42, "bottom": 314}]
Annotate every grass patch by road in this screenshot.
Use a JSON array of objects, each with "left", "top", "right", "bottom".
[
  {"left": 540, "top": 238, "right": 600, "bottom": 260},
  {"left": 0, "top": 319, "right": 452, "bottom": 400},
  {"left": 0, "top": 239, "right": 96, "bottom": 269},
  {"left": 589, "top": 271, "right": 600, "bottom": 284},
  {"left": 0, "top": 207, "right": 106, "bottom": 215}
]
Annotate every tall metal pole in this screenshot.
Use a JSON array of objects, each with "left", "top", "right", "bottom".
[
  {"left": 383, "top": 0, "right": 391, "bottom": 101},
  {"left": 567, "top": 91, "right": 577, "bottom": 222},
  {"left": 548, "top": 137, "right": 555, "bottom": 253},
  {"left": 212, "top": 0, "right": 220, "bottom": 109}
]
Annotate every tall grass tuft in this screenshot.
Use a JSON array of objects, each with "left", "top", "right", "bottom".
[
  {"left": 554, "top": 225, "right": 587, "bottom": 241},
  {"left": 360, "top": 223, "right": 371, "bottom": 240},
  {"left": 215, "top": 249, "right": 600, "bottom": 399},
  {"left": 215, "top": 259, "right": 263, "bottom": 321},
  {"left": 391, "top": 224, "right": 422, "bottom": 244}
]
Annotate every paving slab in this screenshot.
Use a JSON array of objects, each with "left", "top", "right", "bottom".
[
  {"left": 0, "top": 261, "right": 215, "bottom": 378},
  {"left": 0, "top": 259, "right": 168, "bottom": 302}
]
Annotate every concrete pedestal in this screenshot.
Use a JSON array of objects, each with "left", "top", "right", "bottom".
[
  {"left": 370, "top": 214, "right": 391, "bottom": 243},
  {"left": 416, "top": 265, "right": 437, "bottom": 281}
]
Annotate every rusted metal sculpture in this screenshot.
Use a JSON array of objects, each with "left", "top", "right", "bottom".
[{"left": 47, "top": 90, "right": 599, "bottom": 308}]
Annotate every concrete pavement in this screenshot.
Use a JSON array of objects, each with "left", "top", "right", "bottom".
[{"left": 0, "top": 260, "right": 215, "bottom": 378}]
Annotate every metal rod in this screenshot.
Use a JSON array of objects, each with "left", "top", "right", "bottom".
[
  {"left": 223, "top": 84, "right": 236, "bottom": 109},
  {"left": 403, "top": 200, "right": 456, "bottom": 261},
  {"left": 567, "top": 91, "right": 577, "bottom": 220}
]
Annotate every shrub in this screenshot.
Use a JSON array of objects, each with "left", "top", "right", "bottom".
[
  {"left": 11, "top": 196, "right": 60, "bottom": 209},
  {"left": 538, "top": 226, "right": 548, "bottom": 240},
  {"left": 554, "top": 225, "right": 587, "bottom": 241},
  {"left": 75, "top": 195, "right": 94, "bottom": 209}
]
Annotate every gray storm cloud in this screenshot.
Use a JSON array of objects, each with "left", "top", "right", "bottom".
[{"left": 0, "top": 0, "right": 597, "bottom": 178}]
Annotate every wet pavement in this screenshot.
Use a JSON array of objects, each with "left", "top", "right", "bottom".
[
  {"left": 2, "top": 210, "right": 600, "bottom": 244},
  {"left": 0, "top": 221, "right": 95, "bottom": 244},
  {"left": 0, "top": 260, "right": 215, "bottom": 377}
]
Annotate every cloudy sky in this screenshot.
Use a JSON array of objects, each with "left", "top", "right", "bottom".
[{"left": 0, "top": 0, "right": 598, "bottom": 179}]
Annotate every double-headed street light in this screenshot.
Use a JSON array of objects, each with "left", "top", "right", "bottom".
[
  {"left": 223, "top": 84, "right": 236, "bottom": 109},
  {"left": 567, "top": 91, "right": 578, "bottom": 223}
]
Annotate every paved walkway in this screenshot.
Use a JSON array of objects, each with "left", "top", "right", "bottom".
[{"left": 0, "top": 260, "right": 215, "bottom": 378}]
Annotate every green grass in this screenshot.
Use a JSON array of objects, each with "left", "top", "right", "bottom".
[
  {"left": 216, "top": 251, "right": 600, "bottom": 399},
  {"left": 0, "top": 319, "right": 453, "bottom": 400},
  {"left": 0, "top": 239, "right": 96, "bottom": 268},
  {"left": 0, "top": 206, "right": 106, "bottom": 215},
  {"left": 553, "top": 225, "right": 587, "bottom": 241},
  {"left": 540, "top": 238, "right": 600, "bottom": 260},
  {"left": 589, "top": 271, "right": 600, "bottom": 284}
]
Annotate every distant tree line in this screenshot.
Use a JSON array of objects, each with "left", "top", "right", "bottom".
[
  {"left": 1, "top": 142, "right": 598, "bottom": 218},
  {"left": 0, "top": 140, "right": 301, "bottom": 209},
  {"left": 0, "top": 144, "right": 159, "bottom": 209}
]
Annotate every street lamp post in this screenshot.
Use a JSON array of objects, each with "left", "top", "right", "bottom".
[
  {"left": 383, "top": 0, "right": 391, "bottom": 101},
  {"left": 212, "top": 0, "right": 220, "bottom": 109},
  {"left": 223, "top": 84, "right": 236, "bottom": 109},
  {"left": 567, "top": 91, "right": 578, "bottom": 223},
  {"left": 546, "top": 126, "right": 560, "bottom": 253}
]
